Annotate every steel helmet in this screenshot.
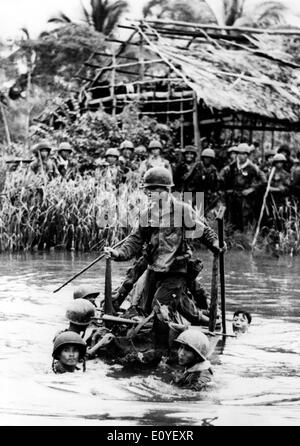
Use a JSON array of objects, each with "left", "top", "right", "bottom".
[
  {"left": 236, "top": 143, "right": 251, "bottom": 154},
  {"left": 73, "top": 285, "right": 100, "bottom": 301},
  {"left": 142, "top": 167, "right": 174, "bottom": 188},
  {"left": 58, "top": 142, "right": 73, "bottom": 153},
  {"left": 148, "top": 140, "right": 162, "bottom": 150},
  {"left": 65, "top": 298, "right": 96, "bottom": 326},
  {"left": 183, "top": 145, "right": 197, "bottom": 156},
  {"left": 272, "top": 153, "right": 286, "bottom": 163},
  {"left": 52, "top": 331, "right": 87, "bottom": 360},
  {"left": 228, "top": 146, "right": 238, "bottom": 154},
  {"left": 265, "top": 149, "right": 276, "bottom": 158},
  {"left": 201, "top": 148, "right": 215, "bottom": 159},
  {"left": 134, "top": 145, "right": 147, "bottom": 154},
  {"left": 175, "top": 329, "right": 209, "bottom": 361},
  {"left": 120, "top": 140, "right": 134, "bottom": 150},
  {"left": 32, "top": 141, "right": 52, "bottom": 155},
  {"left": 105, "top": 148, "right": 120, "bottom": 158}
]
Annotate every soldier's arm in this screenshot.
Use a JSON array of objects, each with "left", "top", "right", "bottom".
[{"left": 113, "top": 226, "right": 148, "bottom": 261}]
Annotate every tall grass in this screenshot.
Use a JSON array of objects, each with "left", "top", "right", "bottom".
[{"left": 0, "top": 169, "right": 299, "bottom": 255}]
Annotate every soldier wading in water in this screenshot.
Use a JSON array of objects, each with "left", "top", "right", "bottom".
[{"left": 105, "top": 166, "right": 224, "bottom": 331}]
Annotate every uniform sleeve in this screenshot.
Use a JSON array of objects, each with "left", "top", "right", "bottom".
[
  {"left": 116, "top": 226, "right": 147, "bottom": 261},
  {"left": 183, "top": 203, "right": 218, "bottom": 249}
]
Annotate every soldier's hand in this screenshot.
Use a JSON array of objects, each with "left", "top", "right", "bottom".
[{"left": 104, "top": 247, "right": 119, "bottom": 259}]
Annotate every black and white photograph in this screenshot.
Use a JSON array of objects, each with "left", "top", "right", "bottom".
[{"left": 0, "top": 0, "right": 299, "bottom": 428}]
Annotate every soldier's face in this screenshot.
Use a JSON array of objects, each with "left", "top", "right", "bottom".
[
  {"left": 202, "top": 157, "right": 211, "bottom": 167},
  {"left": 106, "top": 156, "right": 118, "bottom": 165},
  {"left": 184, "top": 153, "right": 195, "bottom": 163},
  {"left": 238, "top": 153, "right": 248, "bottom": 163},
  {"left": 178, "top": 345, "right": 197, "bottom": 366},
  {"left": 40, "top": 149, "right": 49, "bottom": 160}
]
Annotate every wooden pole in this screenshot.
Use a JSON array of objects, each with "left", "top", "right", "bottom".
[
  {"left": 53, "top": 234, "right": 130, "bottom": 293},
  {"left": 193, "top": 92, "right": 201, "bottom": 151},
  {"left": 104, "top": 256, "right": 114, "bottom": 315},
  {"left": 252, "top": 166, "right": 276, "bottom": 250},
  {"left": 216, "top": 206, "right": 226, "bottom": 334},
  {"left": 209, "top": 254, "right": 219, "bottom": 333}
]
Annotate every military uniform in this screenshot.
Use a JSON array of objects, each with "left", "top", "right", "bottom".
[{"left": 220, "top": 157, "right": 266, "bottom": 231}]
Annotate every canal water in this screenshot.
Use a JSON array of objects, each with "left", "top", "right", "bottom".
[{"left": 0, "top": 251, "right": 299, "bottom": 425}]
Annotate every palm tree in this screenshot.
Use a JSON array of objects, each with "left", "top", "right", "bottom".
[
  {"left": 49, "top": 0, "right": 129, "bottom": 35},
  {"left": 143, "top": 0, "right": 292, "bottom": 28}
]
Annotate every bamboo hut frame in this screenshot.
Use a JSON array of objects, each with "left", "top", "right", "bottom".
[{"left": 40, "top": 19, "right": 300, "bottom": 152}]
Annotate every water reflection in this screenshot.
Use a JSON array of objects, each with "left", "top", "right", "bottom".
[{"left": 0, "top": 251, "right": 299, "bottom": 425}]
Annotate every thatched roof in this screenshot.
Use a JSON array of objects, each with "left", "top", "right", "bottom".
[{"left": 81, "top": 19, "right": 300, "bottom": 126}]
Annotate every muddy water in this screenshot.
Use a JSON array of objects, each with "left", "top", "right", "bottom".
[{"left": 0, "top": 251, "right": 299, "bottom": 426}]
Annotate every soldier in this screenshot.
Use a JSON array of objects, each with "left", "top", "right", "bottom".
[
  {"left": 227, "top": 146, "right": 238, "bottom": 164},
  {"left": 30, "top": 141, "right": 58, "bottom": 180},
  {"left": 220, "top": 143, "right": 266, "bottom": 232},
  {"left": 277, "top": 144, "right": 294, "bottom": 172},
  {"left": 119, "top": 140, "right": 134, "bottom": 172},
  {"left": 261, "top": 149, "right": 276, "bottom": 175},
  {"left": 104, "top": 167, "right": 223, "bottom": 323},
  {"left": 95, "top": 148, "right": 125, "bottom": 188},
  {"left": 291, "top": 152, "right": 300, "bottom": 201},
  {"left": 200, "top": 148, "right": 219, "bottom": 211},
  {"left": 139, "top": 140, "right": 172, "bottom": 177},
  {"left": 55, "top": 142, "right": 78, "bottom": 179},
  {"left": 173, "top": 146, "right": 201, "bottom": 193}
]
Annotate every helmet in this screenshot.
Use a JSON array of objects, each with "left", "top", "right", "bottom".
[
  {"left": 148, "top": 140, "right": 162, "bottom": 150},
  {"left": 105, "top": 148, "right": 120, "bottom": 158},
  {"left": 236, "top": 143, "right": 251, "bottom": 154},
  {"left": 120, "top": 140, "right": 134, "bottom": 150},
  {"left": 175, "top": 329, "right": 209, "bottom": 361},
  {"left": 278, "top": 144, "right": 290, "bottom": 156},
  {"left": 32, "top": 141, "right": 52, "bottom": 155},
  {"left": 142, "top": 167, "right": 174, "bottom": 188},
  {"left": 183, "top": 145, "right": 197, "bottom": 156},
  {"left": 201, "top": 148, "right": 215, "bottom": 159},
  {"left": 65, "top": 298, "right": 96, "bottom": 326},
  {"left": 134, "top": 145, "right": 147, "bottom": 155},
  {"left": 265, "top": 149, "right": 276, "bottom": 158},
  {"left": 228, "top": 146, "right": 238, "bottom": 154},
  {"left": 272, "top": 153, "right": 286, "bottom": 163},
  {"left": 58, "top": 142, "right": 73, "bottom": 153},
  {"left": 73, "top": 285, "right": 100, "bottom": 301},
  {"left": 52, "top": 331, "right": 86, "bottom": 360}
]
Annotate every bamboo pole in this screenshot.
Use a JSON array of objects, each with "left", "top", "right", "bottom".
[
  {"left": 104, "top": 256, "right": 114, "bottom": 315},
  {"left": 53, "top": 235, "right": 130, "bottom": 293},
  {"left": 131, "top": 18, "right": 300, "bottom": 36},
  {"left": 209, "top": 254, "right": 219, "bottom": 333},
  {"left": 252, "top": 166, "right": 276, "bottom": 250}
]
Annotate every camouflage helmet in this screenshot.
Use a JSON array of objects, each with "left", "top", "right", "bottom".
[
  {"left": 175, "top": 329, "right": 209, "bottom": 361},
  {"left": 236, "top": 143, "right": 251, "bottom": 154},
  {"left": 58, "top": 142, "right": 73, "bottom": 153},
  {"left": 142, "top": 167, "right": 174, "bottom": 188},
  {"left": 105, "top": 148, "right": 120, "bottom": 158},
  {"left": 148, "top": 140, "right": 163, "bottom": 150},
  {"left": 183, "top": 145, "right": 198, "bottom": 156},
  {"left": 201, "top": 148, "right": 215, "bottom": 159},
  {"left": 32, "top": 141, "right": 52, "bottom": 155},
  {"left": 73, "top": 285, "right": 100, "bottom": 301},
  {"left": 134, "top": 145, "right": 147, "bottom": 155},
  {"left": 120, "top": 140, "right": 134, "bottom": 151},
  {"left": 52, "top": 331, "right": 86, "bottom": 360},
  {"left": 65, "top": 298, "right": 96, "bottom": 326},
  {"left": 272, "top": 153, "right": 286, "bottom": 163}
]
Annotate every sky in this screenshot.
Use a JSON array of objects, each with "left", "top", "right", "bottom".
[{"left": 1, "top": 0, "right": 300, "bottom": 40}]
